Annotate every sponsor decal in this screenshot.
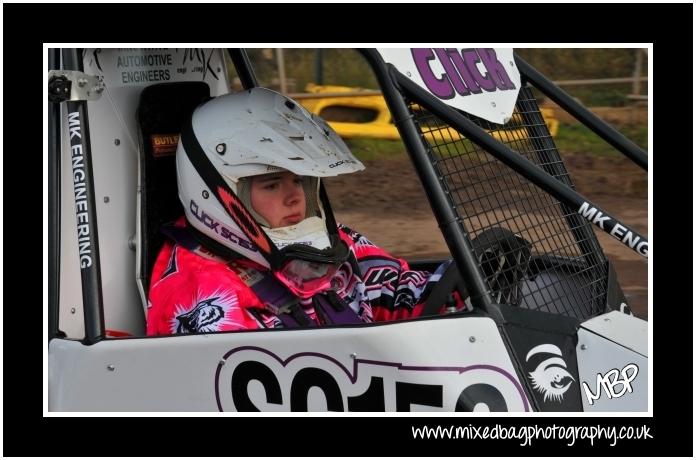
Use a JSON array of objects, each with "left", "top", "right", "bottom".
[
  {"left": 526, "top": 344, "right": 575, "bottom": 403},
  {"left": 189, "top": 199, "right": 258, "bottom": 252},
  {"left": 118, "top": 52, "right": 172, "bottom": 84},
  {"left": 181, "top": 48, "right": 220, "bottom": 80},
  {"left": 377, "top": 47, "right": 520, "bottom": 124},
  {"left": 68, "top": 111, "right": 92, "bottom": 269},
  {"left": 578, "top": 202, "right": 648, "bottom": 257},
  {"left": 581, "top": 363, "right": 639, "bottom": 406},
  {"left": 412, "top": 48, "right": 517, "bottom": 100},
  {"left": 328, "top": 160, "right": 345, "bottom": 168},
  {"left": 150, "top": 134, "right": 179, "bottom": 157},
  {"left": 88, "top": 48, "right": 221, "bottom": 87}
]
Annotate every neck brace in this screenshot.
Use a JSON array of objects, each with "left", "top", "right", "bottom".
[{"left": 263, "top": 216, "right": 331, "bottom": 250}]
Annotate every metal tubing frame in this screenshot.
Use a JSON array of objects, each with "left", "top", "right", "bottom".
[
  {"left": 514, "top": 54, "right": 648, "bottom": 171},
  {"left": 49, "top": 48, "right": 63, "bottom": 342},
  {"left": 359, "top": 49, "right": 495, "bottom": 313},
  {"left": 394, "top": 71, "right": 648, "bottom": 260},
  {"left": 60, "top": 49, "right": 106, "bottom": 344},
  {"left": 227, "top": 49, "right": 258, "bottom": 89}
]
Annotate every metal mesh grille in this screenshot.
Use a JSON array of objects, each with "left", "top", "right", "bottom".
[{"left": 408, "top": 86, "right": 608, "bottom": 320}]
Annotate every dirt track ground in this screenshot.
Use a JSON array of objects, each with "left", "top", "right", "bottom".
[{"left": 325, "top": 152, "right": 648, "bottom": 320}]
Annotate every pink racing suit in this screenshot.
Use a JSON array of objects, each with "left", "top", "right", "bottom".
[{"left": 146, "top": 220, "right": 463, "bottom": 335}]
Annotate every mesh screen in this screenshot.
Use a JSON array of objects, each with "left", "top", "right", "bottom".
[{"left": 409, "top": 86, "right": 608, "bottom": 320}]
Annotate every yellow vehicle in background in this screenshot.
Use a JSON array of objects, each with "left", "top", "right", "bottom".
[{"left": 294, "top": 83, "right": 559, "bottom": 142}]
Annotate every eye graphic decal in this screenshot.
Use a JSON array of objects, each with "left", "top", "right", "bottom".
[{"left": 526, "top": 344, "right": 575, "bottom": 403}]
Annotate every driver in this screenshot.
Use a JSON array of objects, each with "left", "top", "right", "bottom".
[{"left": 146, "top": 88, "right": 468, "bottom": 335}]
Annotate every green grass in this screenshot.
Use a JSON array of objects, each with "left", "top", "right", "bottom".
[
  {"left": 553, "top": 123, "right": 648, "bottom": 156},
  {"left": 343, "top": 122, "right": 648, "bottom": 160},
  {"left": 344, "top": 138, "right": 407, "bottom": 161}
]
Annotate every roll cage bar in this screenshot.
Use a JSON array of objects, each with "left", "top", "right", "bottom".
[
  {"left": 48, "top": 48, "right": 648, "bottom": 343},
  {"left": 49, "top": 49, "right": 106, "bottom": 344}
]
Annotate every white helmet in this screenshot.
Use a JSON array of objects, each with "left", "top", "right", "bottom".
[{"left": 176, "top": 87, "right": 364, "bottom": 294}]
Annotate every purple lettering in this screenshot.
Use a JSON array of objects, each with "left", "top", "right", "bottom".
[
  {"left": 433, "top": 48, "right": 469, "bottom": 96},
  {"left": 447, "top": 49, "right": 482, "bottom": 94},
  {"left": 411, "top": 49, "right": 455, "bottom": 100},
  {"left": 411, "top": 48, "right": 517, "bottom": 101},
  {"left": 478, "top": 48, "right": 516, "bottom": 90},
  {"left": 462, "top": 49, "right": 496, "bottom": 92}
]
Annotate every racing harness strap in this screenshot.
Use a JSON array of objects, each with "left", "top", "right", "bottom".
[
  {"left": 161, "top": 222, "right": 362, "bottom": 328},
  {"left": 231, "top": 262, "right": 363, "bottom": 328}
]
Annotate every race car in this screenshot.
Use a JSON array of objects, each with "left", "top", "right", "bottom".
[{"left": 47, "top": 47, "right": 648, "bottom": 412}]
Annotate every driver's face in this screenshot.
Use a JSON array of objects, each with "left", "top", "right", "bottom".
[{"left": 250, "top": 171, "right": 307, "bottom": 228}]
